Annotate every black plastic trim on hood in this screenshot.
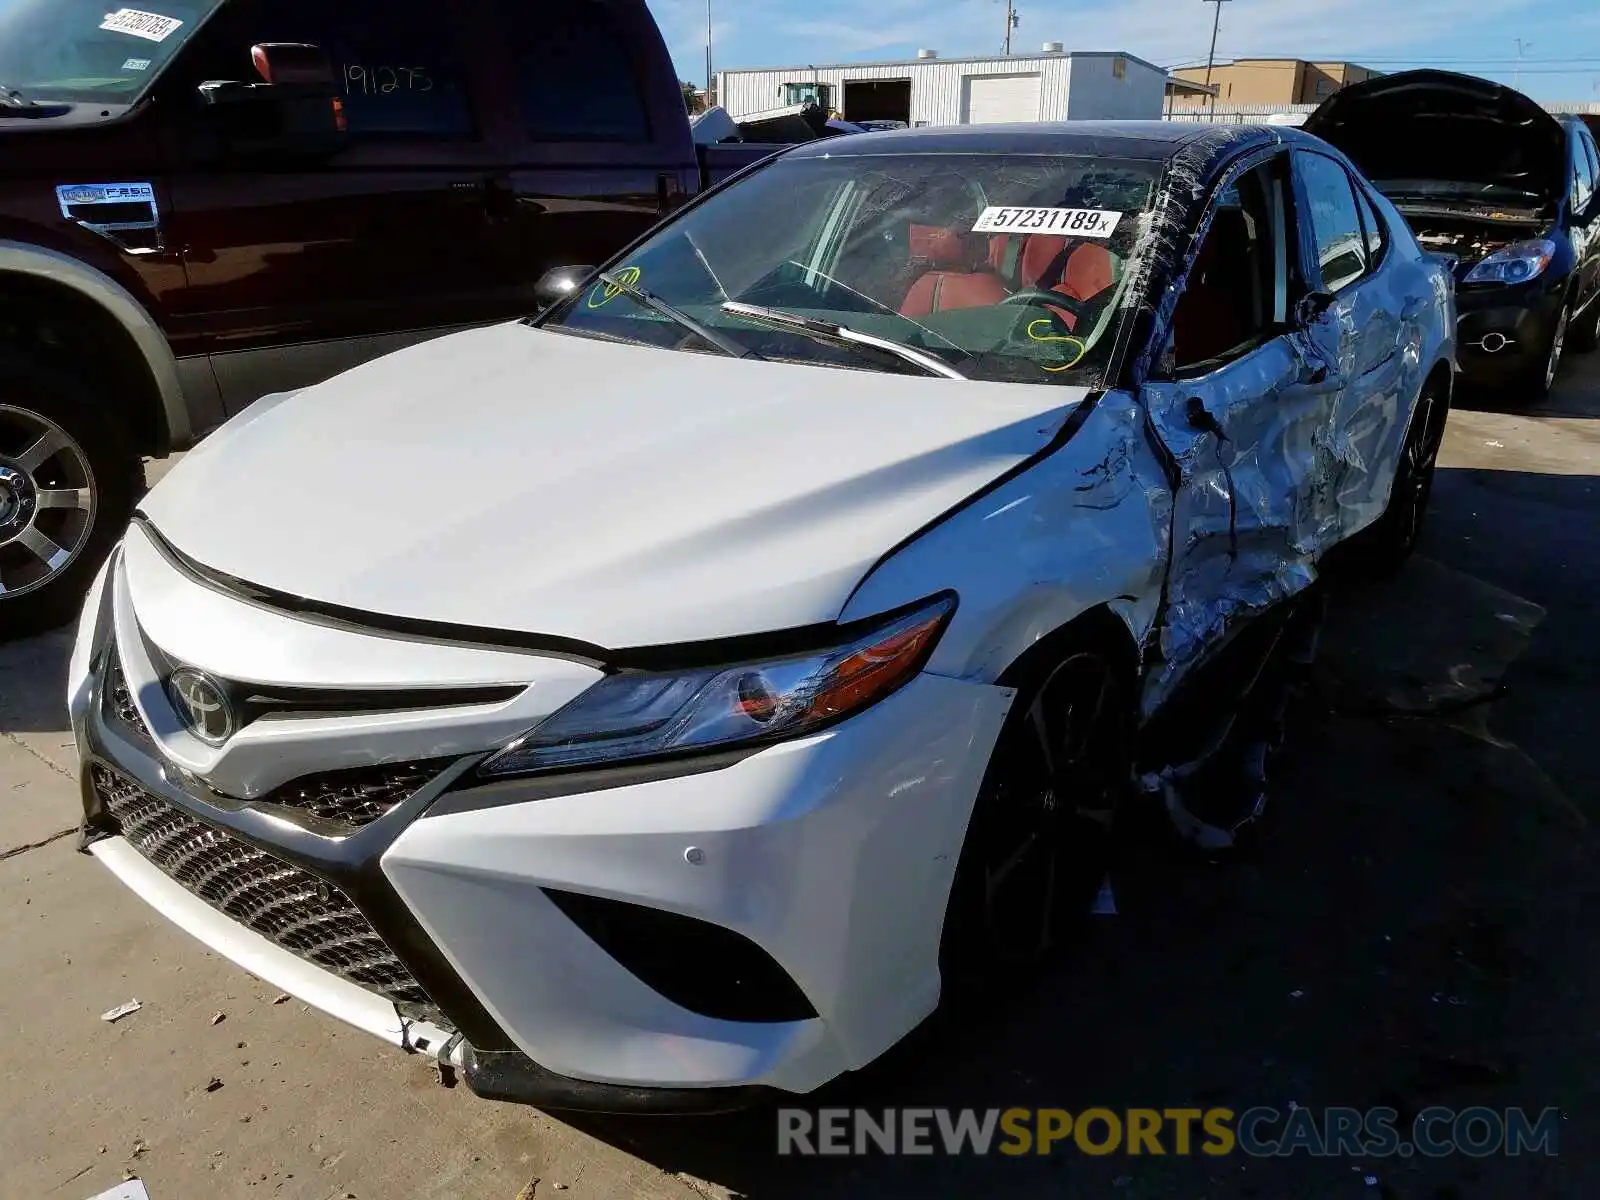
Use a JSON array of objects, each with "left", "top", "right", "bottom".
[
  {"left": 134, "top": 513, "right": 958, "bottom": 677},
  {"left": 1303, "top": 69, "right": 1566, "bottom": 205},
  {"left": 133, "top": 516, "right": 613, "bottom": 667}
]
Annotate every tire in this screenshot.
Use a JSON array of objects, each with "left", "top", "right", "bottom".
[
  {"left": 1339, "top": 377, "right": 1448, "bottom": 578},
  {"left": 1507, "top": 301, "right": 1569, "bottom": 405},
  {"left": 0, "top": 358, "right": 139, "bottom": 640},
  {"left": 1569, "top": 295, "right": 1600, "bottom": 354},
  {"left": 939, "top": 633, "right": 1135, "bottom": 996}
]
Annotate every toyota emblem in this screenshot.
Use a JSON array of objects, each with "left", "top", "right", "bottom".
[{"left": 168, "top": 668, "right": 235, "bottom": 745}]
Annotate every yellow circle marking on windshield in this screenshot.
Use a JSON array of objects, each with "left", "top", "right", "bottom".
[
  {"left": 1025, "top": 319, "right": 1088, "bottom": 373},
  {"left": 587, "top": 265, "right": 641, "bottom": 309}
]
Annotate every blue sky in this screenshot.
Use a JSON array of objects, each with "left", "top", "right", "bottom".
[{"left": 647, "top": 0, "right": 1600, "bottom": 102}]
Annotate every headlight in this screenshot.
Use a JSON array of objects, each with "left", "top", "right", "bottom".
[
  {"left": 479, "top": 594, "right": 957, "bottom": 778},
  {"left": 1463, "top": 239, "right": 1556, "bottom": 285}
]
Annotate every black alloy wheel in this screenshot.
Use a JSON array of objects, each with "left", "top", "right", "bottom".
[
  {"left": 941, "top": 643, "right": 1133, "bottom": 989},
  {"left": 1339, "top": 379, "right": 1448, "bottom": 578}
]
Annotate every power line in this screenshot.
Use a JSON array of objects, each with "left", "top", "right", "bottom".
[{"left": 1201, "top": 0, "right": 1232, "bottom": 114}]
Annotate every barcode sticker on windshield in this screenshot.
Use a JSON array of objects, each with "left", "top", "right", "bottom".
[
  {"left": 972, "top": 207, "right": 1122, "bottom": 238},
  {"left": 100, "top": 8, "right": 185, "bottom": 42}
]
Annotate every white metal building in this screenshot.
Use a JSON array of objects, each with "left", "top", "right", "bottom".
[{"left": 717, "top": 47, "right": 1168, "bottom": 127}]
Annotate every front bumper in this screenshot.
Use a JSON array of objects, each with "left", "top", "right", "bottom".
[
  {"left": 1453, "top": 284, "right": 1565, "bottom": 385},
  {"left": 72, "top": 537, "right": 1012, "bottom": 1110}
]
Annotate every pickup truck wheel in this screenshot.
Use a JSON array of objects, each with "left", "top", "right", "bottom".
[
  {"left": 0, "top": 361, "right": 137, "bottom": 639},
  {"left": 939, "top": 639, "right": 1134, "bottom": 997}
]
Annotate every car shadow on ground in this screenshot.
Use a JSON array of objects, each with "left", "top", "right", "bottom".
[
  {"left": 1451, "top": 376, "right": 1600, "bottom": 419},
  {"left": 550, "top": 468, "right": 1599, "bottom": 1200},
  {"left": 0, "top": 628, "right": 71, "bottom": 734}
]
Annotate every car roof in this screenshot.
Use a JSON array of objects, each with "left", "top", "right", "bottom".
[{"left": 786, "top": 120, "right": 1297, "bottom": 166}]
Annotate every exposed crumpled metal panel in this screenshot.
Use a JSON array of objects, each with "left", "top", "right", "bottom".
[
  {"left": 850, "top": 124, "right": 1453, "bottom": 723},
  {"left": 1129, "top": 132, "right": 1454, "bottom": 714},
  {"left": 842, "top": 391, "right": 1172, "bottom": 681}
]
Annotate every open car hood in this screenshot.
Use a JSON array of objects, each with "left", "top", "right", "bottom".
[
  {"left": 1303, "top": 70, "right": 1566, "bottom": 206},
  {"left": 140, "top": 323, "right": 1083, "bottom": 651}
]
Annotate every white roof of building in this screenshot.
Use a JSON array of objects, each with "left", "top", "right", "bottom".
[{"left": 720, "top": 50, "right": 1165, "bottom": 75}]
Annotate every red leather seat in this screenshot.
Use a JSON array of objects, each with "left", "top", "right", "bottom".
[
  {"left": 1170, "top": 208, "right": 1256, "bottom": 366},
  {"left": 1016, "top": 236, "right": 1116, "bottom": 330},
  {"left": 900, "top": 225, "right": 1009, "bottom": 317}
]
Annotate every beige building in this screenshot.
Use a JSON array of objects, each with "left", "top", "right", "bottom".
[{"left": 1171, "top": 58, "right": 1382, "bottom": 105}]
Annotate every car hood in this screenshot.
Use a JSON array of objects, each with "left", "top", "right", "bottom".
[
  {"left": 1303, "top": 70, "right": 1566, "bottom": 207},
  {"left": 141, "top": 323, "right": 1083, "bottom": 650}
]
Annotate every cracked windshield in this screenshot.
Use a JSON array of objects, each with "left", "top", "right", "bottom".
[{"left": 545, "top": 152, "right": 1163, "bottom": 386}]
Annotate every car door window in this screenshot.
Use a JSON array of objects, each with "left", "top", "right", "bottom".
[
  {"left": 502, "top": 0, "right": 651, "bottom": 141},
  {"left": 1296, "top": 151, "right": 1369, "bottom": 293},
  {"left": 1168, "top": 158, "right": 1290, "bottom": 372},
  {"left": 1352, "top": 183, "right": 1386, "bottom": 264},
  {"left": 176, "top": 0, "right": 476, "bottom": 137}
]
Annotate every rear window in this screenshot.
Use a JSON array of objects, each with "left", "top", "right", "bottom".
[{"left": 503, "top": 0, "right": 650, "bottom": 142}]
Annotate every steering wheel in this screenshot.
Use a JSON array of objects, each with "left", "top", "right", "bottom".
[{"left": 1000, "top": 287, "right": 1088, "bottom": 321}]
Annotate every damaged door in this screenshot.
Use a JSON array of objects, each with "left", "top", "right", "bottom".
[
  {"left": 1139, "top": 150, "right": 1345, "bottom": 709},
  {"left": 1292, "top": 150, "right": 1419, "bottom": 537}
]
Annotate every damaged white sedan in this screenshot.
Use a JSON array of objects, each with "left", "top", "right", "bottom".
[{"left": 70, "top": 122, "right": 1454, "bottom": 1112}]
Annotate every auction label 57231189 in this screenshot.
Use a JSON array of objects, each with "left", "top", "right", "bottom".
[{"left": 972, "top": 207, "right": 1123, "bottom": 237}]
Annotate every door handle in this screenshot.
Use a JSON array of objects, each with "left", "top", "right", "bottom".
[
  {"left": 1185, "top": 396, "right": 1225, "bottom": 437},
  {"left": 483, "top": 175, "right": 518, "bottom": 220},
  {"left": 1304, "top": 362, "right": 1329, "bottom": 385}
]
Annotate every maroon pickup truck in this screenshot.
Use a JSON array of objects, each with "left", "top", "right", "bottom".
[{"left": 0, "top": 0, "right": 780, "bottom": 634}]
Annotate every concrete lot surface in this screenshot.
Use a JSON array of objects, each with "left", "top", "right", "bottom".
[{"left": 3, "top": 358, "right": 1598, "bottom": 1199}]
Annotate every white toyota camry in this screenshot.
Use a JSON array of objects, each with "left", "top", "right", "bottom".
[{"left": 70, "top": 122, "right": 1454, "bottom": 1112}]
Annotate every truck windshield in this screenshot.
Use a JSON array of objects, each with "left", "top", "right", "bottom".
[
  {"left": 0, "top": 0, "right": 226, "bottom": 106},
  {"left": 542, "top": 152, "right": 1164, "bottom": 388}
]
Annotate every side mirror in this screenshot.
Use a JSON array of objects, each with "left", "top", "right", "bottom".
[
  {"left": 1295, "top": 290, "right": 1337, "bottom": 326},
  {"left": 250, "top": 42, "right": 335, "bottom": 87},
  {"left": 536, "top": 265, "right": 596, "bottom": 308},
  {"left": 198, "top": 43, "right": 347, "bottom": 158}
]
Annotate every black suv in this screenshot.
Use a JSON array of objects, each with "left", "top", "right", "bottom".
[{"left": 1307, "top": 70, "right": 1600, "bottom": 402}]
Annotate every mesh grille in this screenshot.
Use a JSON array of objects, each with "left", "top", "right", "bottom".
[
  {"left": 93, "top": 765, "right": 437, "bottom": 1016},
  {"left": 259, "top": 761, "right": 452, "bottom": 828},
  {"left": 101, "top": 649, "right": 445, "bottom": 830}
]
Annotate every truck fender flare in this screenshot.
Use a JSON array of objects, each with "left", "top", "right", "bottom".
[{"left": 0, "top": 239, "right": 189, "bottom": 449}]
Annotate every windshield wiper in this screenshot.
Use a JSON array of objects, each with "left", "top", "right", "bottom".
[
  {"left": 0, "top": 83, "right": 67, "bottom": 117},
  {"left": 0, "top": 83, "right": 41, "bottom": 111},
  {"left": 596, "top": 270, "right": 762, "bottom": 361},
  {"left": 720, "top": 301, "right": 967, "bottom": 380}
]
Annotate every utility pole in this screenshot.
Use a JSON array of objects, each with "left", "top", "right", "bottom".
[
  {"left": 705, "top": 0, "right": 714, "bottom": 107},
  {"left": 1514, "top": 38, "right": 1531, "bottom": 90},
  {"left": 1203, "top": 0, "right": 1231, "bottom": 116},
  {"left": 1003, "top": 1, "right": 1018, "bottom": 56}
]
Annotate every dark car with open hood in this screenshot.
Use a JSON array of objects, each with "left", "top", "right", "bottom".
[{"left": 1306, "top": 69, "right": 1600, "bottom": 403}]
